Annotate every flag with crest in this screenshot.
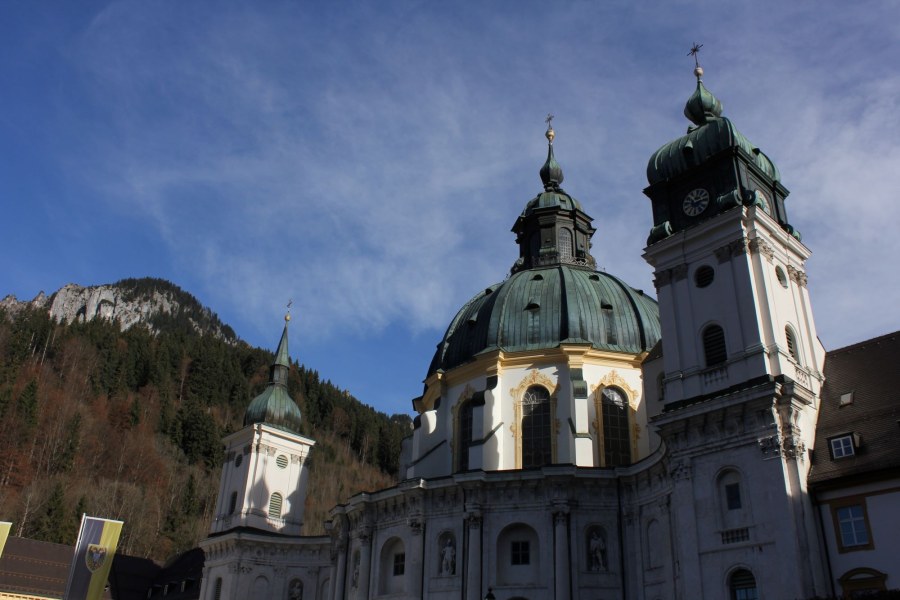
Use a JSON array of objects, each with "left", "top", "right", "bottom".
[{"left": 64, "top": 515, "right": 123, "bottom": 600}]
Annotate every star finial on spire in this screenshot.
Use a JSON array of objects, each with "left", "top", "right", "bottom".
[
  {"left": 545, "top": 113, "right": 555, "bottom": 144},
  {"left": 688, "top": 43, "right": 704, "bottom": 80}
]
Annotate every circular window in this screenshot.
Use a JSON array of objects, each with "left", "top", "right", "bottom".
[
  {"left": 234, "top": 453, "right": 243, "bottom": 468},
  {"left": 775, "top": 266, "right": 788, "bottom": 288},
  {"left": 276, "top": 455, "right": 289, "bottom": 469},
  {"left": 695, "top": 265, "right": 715, "bottom": 288}
]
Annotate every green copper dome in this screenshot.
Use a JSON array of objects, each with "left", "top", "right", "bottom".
[
  {"left": 427, "top": 265, "right": 661, "bottom": 376},
  {"left": 244, "top": 319, "right": 303, "bottom": 435},
  {"left": 427, "top": 124, "right": 659, "bottom": 377},
  {"left": 647, "top": 80, "right": 780, "bottom": 185}
]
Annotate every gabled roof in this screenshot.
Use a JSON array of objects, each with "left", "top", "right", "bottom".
[{"left": 809, "top": 331, "right": 900, "bottom": 487}]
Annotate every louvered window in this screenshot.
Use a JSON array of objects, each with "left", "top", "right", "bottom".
[
  {"left": 214, "top": 578, "right": 223, "bottom": 600},
  {"left": 228, "top": 491, "right": 237, "bottom": 515},
  {"left": 695, "top": 265, "right": 715, "bottom": 288},
  {"left": 703, "top": 325, "right": 727, "bottom": 366},
  {"left": 268, "top": 492, "right": 283, "bottom": 519},
  {"left": 785, "top": 326, "right": 800, "bottom": 362},
  {"left": 729, "top": 569, "right": 758, "bottom": 600}
]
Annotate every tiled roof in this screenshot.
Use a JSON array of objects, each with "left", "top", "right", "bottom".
[{"left": 809, "top": 331, "right": 900, "bottom": 486}]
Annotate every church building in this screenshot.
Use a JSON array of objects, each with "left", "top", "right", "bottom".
[{"left": 194, "top": 61, "right": 899, "bottom": 600}]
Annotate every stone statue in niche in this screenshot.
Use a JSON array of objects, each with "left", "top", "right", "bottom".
[
  {"left": 288, "top": 579, "right": 303, "bottom": 600},
  {"left": 589, "top": 529, "right": 607, "bottom": 571},
  {"left": 440, "top": 538, "right": 456, "bottom": 575},
  {"left": 351, "top": 551, "right": 360, "bottom": 588}
]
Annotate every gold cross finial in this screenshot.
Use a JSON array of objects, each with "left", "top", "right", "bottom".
[
  {"left": 688, "top": 43, "right": 704, "bottom": 79},
  {"left": 545, "top": 113, "right": 555, "bottom": 144}
]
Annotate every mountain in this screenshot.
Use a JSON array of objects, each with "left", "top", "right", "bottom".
[
  {"left": 1, "top": 278, "right": 237, "bottom": 342},
  {"left": 0, "top": 279, "right": 411, "bottom": 562}
]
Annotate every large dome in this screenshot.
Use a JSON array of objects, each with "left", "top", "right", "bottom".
[{"left": 427, "top": 264, "right": 660, "bottom": 377}]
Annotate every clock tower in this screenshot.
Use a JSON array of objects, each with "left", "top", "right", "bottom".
[{"left": 641, "top": 57, "right": 829, "bottom": 599}]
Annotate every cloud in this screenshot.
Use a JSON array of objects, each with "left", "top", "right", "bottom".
[{"left": 46, "top": 0, "right": 900, "bottom": 362}]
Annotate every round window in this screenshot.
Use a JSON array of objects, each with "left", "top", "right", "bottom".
[
  {"left": 775, "top": 266, "right": 788, "bottom": 288},
  {"left": 276, "top": 455, "right": 289, "bottom": 469},
  {"left": 234, "top": 453, "right": 243, "bottom": 468},
  {"left": 695, "top": 265, "right": 715, "bottom": 288}
]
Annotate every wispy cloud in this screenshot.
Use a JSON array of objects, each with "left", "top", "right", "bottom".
[{"left": 7, "top": 0, "right": 899, "bottom": 409}]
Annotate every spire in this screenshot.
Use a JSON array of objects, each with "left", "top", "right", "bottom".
[
  {"left": 274, "top": 312, "right": 290, "bottom": 369},
  {"left": 244, "top": 311, "right": 303, "bottom": 434},
  {"left": 683, "top": 43, "right": 723, "bottom": 126},
  {"left": 539, "top": 113, "right": 564, "bottom": 190}
]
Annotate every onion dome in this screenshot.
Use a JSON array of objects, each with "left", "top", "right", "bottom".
[
  {"left": 427, "top": 121, "right": 661, "bottom": 376},
  {"left": 244, "top": 315, "right": 303, "bottom": 434},
  {"left": 647, "top": 67, "right": 779, "bottom": 186}
]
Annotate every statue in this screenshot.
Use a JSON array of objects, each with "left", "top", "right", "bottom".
[
  {"left": 288, "top": 579, "right": 303, "bottom": 600},
  {"left": 589, "top": 530, "right": 607, "bottom": 571},
  {"left": 440, "top": 538, "right": 456, "bottom": 575}
]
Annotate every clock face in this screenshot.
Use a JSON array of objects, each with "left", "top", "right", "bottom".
[
  {"left": 755, "top": 189, "right": 770, "bottom": 213},
  {"left": 683, "top": 188, "right": 710, "bottom": 217}
]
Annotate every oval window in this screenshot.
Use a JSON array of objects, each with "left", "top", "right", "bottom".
[{"left": 695, "top": 265, "right": 715, "bottom": 288}]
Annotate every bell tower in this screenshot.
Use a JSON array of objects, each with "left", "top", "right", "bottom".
[
  {"left": 209, "top": 313, "right": 314, "bottom": 537},
  {"left": 642, "top": 54, "right": 824, "bottom": 407},
  {"left": 641, "top": 51, "right": 829, "bottom": 599}
]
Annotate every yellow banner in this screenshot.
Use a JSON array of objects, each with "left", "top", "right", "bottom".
[
  {"left": 0, "top": 521, "right": 11, "bottom": 559},
  {"left": 64, "top": 515, "right": 124, "bottom": 600}
]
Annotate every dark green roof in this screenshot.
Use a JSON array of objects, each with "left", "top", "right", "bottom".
[
  {"left": 427, "top": 265, "right": 661, "bottom": 376},
  {"left": 647, "top": 80, "right": 780, "bottom": 185},
  {"left": 244, "top": 321, "right": 303, "bottom": 435}
]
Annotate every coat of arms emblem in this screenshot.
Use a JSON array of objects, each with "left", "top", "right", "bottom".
[{"left": 85, "top": 544, "right": 107, "bottom": 572}]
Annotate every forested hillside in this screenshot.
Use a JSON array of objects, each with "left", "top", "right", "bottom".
[{"left": 0, "top": 280, "right": 412, "bottom": 563}]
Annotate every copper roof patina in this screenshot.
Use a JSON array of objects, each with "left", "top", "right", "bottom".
[
  {"left": 646, "top": 78, "right": 780, "bottom": 185},
  {"left": 244, "top": 318, "right": 304, "bottom": 435},
  {"left": 428, "top": 266, "right": 660, "bottom": 376}
]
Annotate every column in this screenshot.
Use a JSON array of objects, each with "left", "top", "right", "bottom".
[
  {"left": 331, "top": 525, "right": 348, "bottom": 600},
  {"left": 553, "top": 505, "right": 571, "bottom": 600},
  {"left": 357, "top": 526, "right": 373, "bottom": 600},
  {"left": 465, "top": 512, "right": 483, "bottom": 600}
]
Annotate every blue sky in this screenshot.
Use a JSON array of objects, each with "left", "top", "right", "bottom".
[{"left": 2, "top": 1, "right": 899, "bottom": 417}]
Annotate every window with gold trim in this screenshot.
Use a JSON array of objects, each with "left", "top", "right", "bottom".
[{"left": 521, "top": 386, "right": 552, "bottom": 468}]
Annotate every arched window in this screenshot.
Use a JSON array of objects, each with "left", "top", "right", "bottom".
[
  {"left": 379, "top": 537, "right": 406, "bottom": 595},
  {"left": 268, "top": 492, "right": 283, "bottom": 519},
  {"left": 558, "top": 228, "right": 573, "bottom": 260},
  {"left": 497, "top": 524, "right": 540, "bottom": 585},
  {"left": 521, "top": 386, "right": 552, "bottom": 468},
  {"left": 601, "top": 387, "right": 631, "bottom": 467},
  {"left": 228, "top": 491, "right": 237, "bottom": 515},
  {"left": 703, "top": 325, "right": 727, "bottom": 366},
  {"left": 729, "top": 569, "right": 758, "bottom": 600},
  {"left": 213, "top": 578, "right": 223, "bottom": 600},
  {"left": 457, "top": 400, "right": 474, "bottom": 471},
  {"left": 785, "top": 326, "right": 800, "bottom": 362},
  {"left": 717, "top": 469, "right": 751, "bottom": 534}
]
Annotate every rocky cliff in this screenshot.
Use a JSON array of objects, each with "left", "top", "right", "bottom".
[{"left": 1, "top": 278, "right": 236, "bottom": 342}]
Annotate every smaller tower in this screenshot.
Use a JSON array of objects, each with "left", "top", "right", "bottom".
[{"left": 209, "top": 313, "right": 314, "bottom": 536}]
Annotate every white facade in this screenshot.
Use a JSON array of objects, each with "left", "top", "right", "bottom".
[{"left": 210, "top": 423, "right": 314, "bottom": 537}]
